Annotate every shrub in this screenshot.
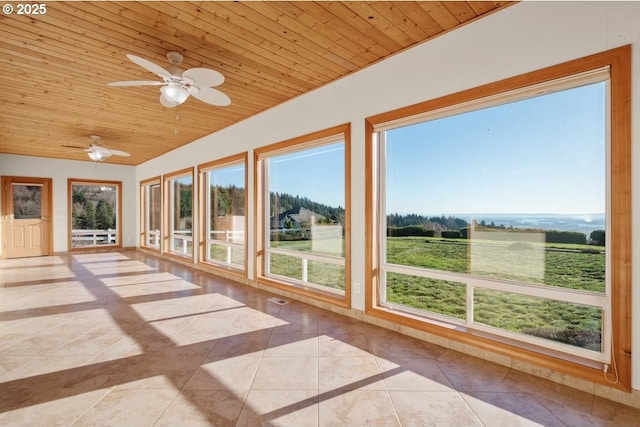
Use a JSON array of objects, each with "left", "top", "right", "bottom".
[
  {"left": 544, "top": 230, "right": 586, "bottom": 245},
  {"left": 270, "top": 229, "right": 309, "bottom": 241},
  {"left": 590, "top": 229, "right": 605, "bottom": 246},
  {"left": 387, "top": 225, "right": 431, "bottom": 237},
  {"left": 441, "top": 230, "right": 461, "bottom": 239}
]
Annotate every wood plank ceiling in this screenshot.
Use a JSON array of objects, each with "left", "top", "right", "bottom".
[{"left": 0, "top": 1, "right": 511, "bottom": 166}]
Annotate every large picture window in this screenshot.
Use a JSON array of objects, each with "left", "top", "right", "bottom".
[
  {"left": 68, "top": 179, "right": 121, "bottom": 250},
  {"left": 255, "top": 124, "right": 351, "bottom": 305},
  {"left": 366, "top": 47, "right": 630, "bottom": 388},
  {"left": 140, "top": 177, "right": 161, "bottom": 251},
  {"left": 198, "top": 154, "right": 247, "bottom": 274},
  {"left": 164, "top": 169, "right": 194, "bottom": 259}
]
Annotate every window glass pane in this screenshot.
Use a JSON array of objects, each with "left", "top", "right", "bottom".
[
  {"left": 71, "top": 183, "right": 118, "bottom": 247},
  {"left": 170, "top": 175, "right": 192, "bottom": 256},
  {"left": 149, "top": 184, "right": 161, "bottom": 230},
  {"left": 384, "top": 82, "right": 606, "bottom": 293},
  {"left": 266, "top": 141, "right": 346, "bottom": 293},
  {"left": 379, "top": 79, "right": 609, "bottom": 361},
  {"left": 307, "top": 260, "right": 344, "bottom": 290},
  {"left": 13, "top": 185, "right": 41, "bottom": 219},
  {"left": 386, "top": 272, "right": 466, "bottom": 320},
  {"left": 268, "top": 254, "right": 345, "bottom": 292},
  {"left": 474, "top": 288, "right": 602, "bottom": 353},
  {"left": 206, "top": 163, "right": 245, "bottom": 268},
  {"left": 145, "top": 183, "right": 161, "bottom": 248}
]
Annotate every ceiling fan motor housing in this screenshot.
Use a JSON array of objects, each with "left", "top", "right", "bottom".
[{"left": 166, "top": 51, "right": 184, "bottom": 65}]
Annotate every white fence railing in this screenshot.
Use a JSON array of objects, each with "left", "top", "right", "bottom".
[
  {"left": 207, "top": 230, "right": 244, "bottom": 266},
  {"left": 265, "top": 246, "right": 345, "bottom": 295},
  {"left": 171, "top": 230, "right": 193, "bottom": 256},
  {"left": 146, "top": 229, "right": 160, "bottom": 248},
  {"left": 380, "top": 262, "right": 609, "bottom": 363},
  {"left": 71, "top": 229, "right": 117, "bottom": 247}
]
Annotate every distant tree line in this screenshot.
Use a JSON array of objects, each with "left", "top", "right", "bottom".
[
  {"left": 271, "top": 192, "right": 344, "bottom": 225},
  {"left": 387, "top": 213, "right": 467, "bottom": 230},
  {"left": 212, "top": 184, "right": 244, "bottom": 216},
  {"left": 207, "top": 188, "right": 345, "bottom": 225},
  {"left": 386, "top": 213, "right": 605, "bottom": 246}
]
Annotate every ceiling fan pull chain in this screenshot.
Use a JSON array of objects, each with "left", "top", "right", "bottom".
[{"left": 174, "top": 108, "right": 180, "bottom": 134}]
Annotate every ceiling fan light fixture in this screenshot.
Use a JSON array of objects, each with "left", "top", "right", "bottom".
[
  {"left": 88, "top": 150, "right": 104, "bottom": 161},
  {"left": 109, "top": 53, "right": 229, "bottom": 108},
  {"left": 161, "top": 83, "right": 189, "bottom": 105}
]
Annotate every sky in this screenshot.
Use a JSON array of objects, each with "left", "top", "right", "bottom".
[
  {"left": 268, "top": 142, "right": 345, "bottom": 208},
  {"left": 385, "top": 81, "right": 606, "bottom": 215},
  {"left": 208, "top": 164, "right": 245, "bottom": 188},
  {"left": 232, "top": 81, "right": 606, "bottom": 217}
]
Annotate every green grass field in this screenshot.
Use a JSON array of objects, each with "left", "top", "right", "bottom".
[
  {"left": 268, "top": 239, "right": 345, "bottom": 290},
  {"left": 209, "top": 243, "right": 245, "bottom": 266},
  {"left": 385, "top": 237, "right": 605, "bottom": 351},
  {"left": 272, "top": 236, "right": 605, "bottom": 352}
]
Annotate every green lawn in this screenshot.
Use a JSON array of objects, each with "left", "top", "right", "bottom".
[
  {"left": 268, "top": 239, "right": 345, "bottom": 291},
  {"left": 209, "top": 243, "right": 245, "bottom": 266},
  {"left": 386, "top": 237, "right": 605, "bottom": 292},
  {"left": 385, "top": 237, "right": 605, "bottom": 351},
  {"left": 271, "top": 236, "right": 606, "bottom": 352}
]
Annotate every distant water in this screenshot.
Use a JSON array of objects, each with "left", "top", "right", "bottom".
[{"left": 458, "top": 213, "right": 605, "bottom": 235}]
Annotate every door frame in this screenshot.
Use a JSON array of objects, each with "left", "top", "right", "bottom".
[{"left": 1, "top": 176, "right": 53, "bottom": 259}]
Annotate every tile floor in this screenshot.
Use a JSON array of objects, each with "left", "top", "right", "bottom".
[{"left": 1, "top": 250, "right": 639, "bottom": 426}]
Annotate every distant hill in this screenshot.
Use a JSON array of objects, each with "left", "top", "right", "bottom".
[{"left": 271, "top": 192, "right": 344, "bottom": 224}]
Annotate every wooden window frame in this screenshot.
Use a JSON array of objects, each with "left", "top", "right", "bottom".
[
  {"left": 67, "top": 178, "right": 122, "bottom": 252},
  {"left": 254, "top": 123, "right": 352, "bottom": 308},
  {"left": 198, "top": 152, "right": 248, "bottom": 278},
  {"left": 162, "top": 167, "right": 195, "bottom": 262},
  {"left": 140, "top": 176, "right": 161, "bottom": 252},
  {"left": 365, "top": 46, "right": 631, "bottom": 390}
]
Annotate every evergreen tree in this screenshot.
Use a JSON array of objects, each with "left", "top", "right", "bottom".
[
  {"left": 96, "top": 199, "right": 115, "bottom": 229},
  {"left": 72, "top": 189, "right": 87, "bottom": 205},
  {"left": 83, "top": 201, "right": 96, "bottom": 229},
  {"left": 180, "top": 187, "right": 193, "bottom": 218}
]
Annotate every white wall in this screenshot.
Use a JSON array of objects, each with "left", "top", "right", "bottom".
[
  {"left": 137, "top": 2, "right": 640, "bottom": 390},
  {"left": 0, "top": 154, "right": 137, "bottom": 253}
]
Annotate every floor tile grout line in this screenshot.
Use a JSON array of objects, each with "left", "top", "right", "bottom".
[
  {"left": 3, "top": 251, "right": 640, "bottom": 426},
  {"left": 149, "top": 389, "right": 182, "bottom": 427},
  {"left": 234, "top": 307, "right": 278, "bottom": 426},
  {"left": 69, "top": 385, "right": 118, "bottom": 427},
  {"left": 375, "top": 355, "right": 405, "bottom": 427},
  {"left": 458, "top": 391, "right": 489, "bottom": 427}
]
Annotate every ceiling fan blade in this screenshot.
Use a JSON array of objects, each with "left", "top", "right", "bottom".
[
  {"left": 191, "top": 87, "right": 231, "bottom": 106},
  {"left": 182, "top": 68, "right": 224, "bottom": 87},
  {"left": 160, "top": 94, "right": 179, "bottom": 108},
  {"left": 108, "top": 149, "right": 131, "bottom": 157},
  {"left": 108, "top": 80, "right": 164, "bottom": 87},
  {"left": 126, "top": 54, "right": 171, "bottom": 79},
  {"left": 62, "top": 144, "right": 87, "bottom": 149}
]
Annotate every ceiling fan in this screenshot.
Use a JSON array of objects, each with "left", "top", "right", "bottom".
[
  {"left": 108, "top": 51, "right": 231, "bottom": 108},
  {"left": 64, "top": 135, "right": 131, "bottom": 162}
]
